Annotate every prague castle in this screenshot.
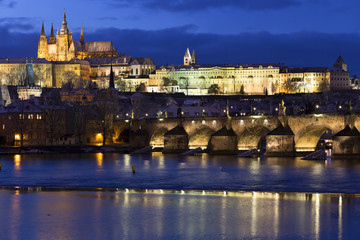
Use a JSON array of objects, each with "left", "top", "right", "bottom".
[
  {"left": 0, "top": 12, "right": 155, "bottom": 92},
  {"left": 148, "top": 49, "right": 350, "bottom": 95},
  {"left": 38, "top": 11, "right": 118, "bottom": 61},
  {"left": 0, "top": 12, "right": 352, "bottom": 96}
]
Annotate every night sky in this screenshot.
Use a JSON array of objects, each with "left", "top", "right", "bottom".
[{"left": 0, "top": 0, "right": 360, "bottom": 74}]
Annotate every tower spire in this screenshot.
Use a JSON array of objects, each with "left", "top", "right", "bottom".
[
  {"left": 80, "top": 24, "right": 84, "bottom": 44},
  {"left": 191, "top": 48, "right": 196, "bottom": 64},
  {"left": 41, "top": 21, "right": 45, "bottom": 35},
  {"left": 49, "top": 23, "right": 55, "bottom": 44},
  {"left": 184, "top": 48, "right": 191, "bottom": 66},
  {"left": 109, "top": 61, "right": 115, "bottom": 89},
  {"left": 60, "top": 9, "right": 69, "bottom": 35}
]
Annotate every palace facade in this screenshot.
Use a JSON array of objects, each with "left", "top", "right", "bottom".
[{"left": 148, "top": 49, "right": 350, "bottom": 95}]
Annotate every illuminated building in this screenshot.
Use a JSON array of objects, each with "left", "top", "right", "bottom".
[
  {"left": 149, "top": 49, "right": 349, "bottom": 95},
  {"left": 38, "top": 11, "right": 118, "bottom": 61},
  {"left": 0, "top": 58, "right": 53, "bottom": 87},
  {"left": 150, "top": 49, "right": 281, "bottom": 95},
  {"left": 0, "top": 100, "right": 46, "bottom": 146}
]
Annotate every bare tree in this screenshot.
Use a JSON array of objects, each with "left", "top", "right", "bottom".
[
  {"left": 136, "top": 82, "right": 147, "bottom": 92},
  {"left": 14, "top": 100, "right": 27, "bottom": 148},
  {"left": 45, "top": 107, "right": 66, "bottom": 146},
  {"left": 62, "top": 71, "right": 83, "bottom": 88},
  {"left": 33, "top": 65, "right": 51, "bottom": 86},
  {"left": 160, "top": 77, "right": 177, "bottom": 92},
  {"left": 208, "top": 84, "right": 221, "bottom": 95},
  {"left": 92, "top": 92, "right": 116, "bottom": 146},
  {"left": 74, "top": 106, "right": 86, "bottom": 145}
]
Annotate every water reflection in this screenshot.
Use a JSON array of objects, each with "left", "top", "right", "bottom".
[
  {"left": 2, "top": 153, "right": 360, "bottom": 193},
  {"left": 339, "top": 196, "right": 343, "bottom": 240},
  {"left": 14, "top": 154, "right": 21, "bottom": 170},
  {"left": 1, "top": 189, "right": 358, "bottom": 240},
  {"left": 96, "top": 153, "right": 103, "bottom": 168}
]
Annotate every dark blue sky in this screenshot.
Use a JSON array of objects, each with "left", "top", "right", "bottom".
[{"left": 0, "top": 0, "right": 360, "bottom": 74}]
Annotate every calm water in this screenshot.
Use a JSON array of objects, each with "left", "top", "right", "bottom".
[
  {"left": 0, "top": 189, "right": 359, "bottom": 240},
  {"left": 0, "top": 153, "right": 359, "bottom": 193},
  {"left": 1, "top": 153, "right": 360, "bottom": 239}
]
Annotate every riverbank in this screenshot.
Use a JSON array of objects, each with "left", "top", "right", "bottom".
[{"left": 0, "top": 145, "right": 136, "bottom": 155}]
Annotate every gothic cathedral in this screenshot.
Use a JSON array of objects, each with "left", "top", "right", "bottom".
[{"left": 37, "top": 11, "right": 118, "bottom": 61}]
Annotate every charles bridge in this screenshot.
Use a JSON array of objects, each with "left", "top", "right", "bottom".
[{"left": 117, "top": 113, "right": 360, "bottom": 155}]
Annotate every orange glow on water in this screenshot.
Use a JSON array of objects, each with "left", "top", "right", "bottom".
[{"left": 14, "top": 154, "right": 21, "bottom": 170}]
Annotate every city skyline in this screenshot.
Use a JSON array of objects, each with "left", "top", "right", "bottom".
[{"left": 0, "top": 0, "right": 360, "bottom": 74}]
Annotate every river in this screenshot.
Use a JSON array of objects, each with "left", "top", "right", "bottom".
[{"left": 0, "top": 153, "right": 360, "bottom": 239}]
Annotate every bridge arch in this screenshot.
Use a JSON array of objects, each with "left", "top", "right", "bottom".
[
  {"left": 188, "top": 126, "right": 216, "bottom": 149},
  {"left": 149, "top": 127, "right": 169, "bottom": 148},
  {"left": 295, "top": 126, "right": 333, "bottom": 152},
  {"left": 238, "top": 126, "right": 269, "bottom": 150}
]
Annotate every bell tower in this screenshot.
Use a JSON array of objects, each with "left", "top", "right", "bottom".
[
  {"left": 184, "top": 48, "right": 191, "bottom": 66},
  {"left": 191, "top": 49, "right": 196, "bottom": 65},
  {"left": 333, "top": 56, "right": 347, "bottom": 72},
  {"left": 56, "top": 10, "right": 73, "bottom": 61},
  {"left": 49, "top": 23, "right": 56, "bottom": 44}
]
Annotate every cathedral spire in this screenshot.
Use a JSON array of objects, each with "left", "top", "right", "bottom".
[
  {"left": 80, "top": 24, "right": 84, "bottom": 44},
  {"left": 60, "top": 9, "right": 69, "bottom": 35},
  {"left": 41, "top": 21, "right": 45, "bottom": 35},
  {"left": 109, "top": 59, "right": 115, "bottom": 89},
  {"left": 49, "top": 23, "right": 56, "bottom": 44},
  {"left": 191, "top": 48, "right": 196, "bottom": 65},
  {"left": 184, "top": 48, "right": 191, "bottom": 66}
]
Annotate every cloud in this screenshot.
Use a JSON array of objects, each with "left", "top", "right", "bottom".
[
  {"left": 1, "top": 24, "right": 360, "bottom": 75},
  {"left": 108, "top": 0, "right": 300, "bottom": 11},
  {"left": 8, "top": 1, "right": 16, "bottom": 8},
  {"left": 0, "top": 17, "right": 36, "bottom": 32},
  {"left": 0, "top": 0, "right": 17, "bottom": 8},
  {"left": 97, "top": 17, "right": 118, "bottom": 21}
]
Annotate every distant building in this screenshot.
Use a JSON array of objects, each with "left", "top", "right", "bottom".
[
  {"left": 150, "top": 60, "right": 281, "bottom": 95},
  {"left": 60, "top": 88, "right": 95, "bottom": 104},
  {"left": 330, "top": 56, "right": 350, "bottom": 91},
  {"left": 0, "top": 100, "right": 46, "bottom": 146},
  {"left": 17, "top": 63, "right": 42, "bottom": 100},
  {"left": 150, "top": 51, "right": 350, "bottom": 95}
]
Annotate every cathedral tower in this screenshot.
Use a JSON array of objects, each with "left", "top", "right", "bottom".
[
  {"left": 80, "top": 24, "right": 84, "bottom": 44},
  {"left": 37, "top": 22, "right": 49, "bottom": 59},
  {"left": 56, "top": 10, "right": 73, "bottom": 61},
  {"left": 49, "top": 23, "right": 55, "bottom": 44},
  {"left": 191, "top": 49, "right": 196, "bottom": 65},
  {"left": 184, "top": 48, "right": 191, "bottom": 66}
]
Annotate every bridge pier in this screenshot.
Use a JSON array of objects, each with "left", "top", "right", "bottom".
[
  {"left": 265, "top": 124, "right": 295, "bottom": 157},
  {"left": 333, "top": 125, "right": 360, "bottom": 156},
  {"left": 163, "top": 126, "right": 189, "bottom": 153},
  {"left": 129, "top": 129, "right": 150, "bottom": 148},
  {"left": 208, "top": 126, "right": 238, "bottom": 155}
]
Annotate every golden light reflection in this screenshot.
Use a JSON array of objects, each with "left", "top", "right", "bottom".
[
  {"left": 274, "top": 192, "right": 279, "bottom": 238},
  {"left": 315, "top": 193, "right": 320, "bottom": 240},
  {"left": 96, "top": 153, "right": 103, "bottom": 167},
  {"left": 10, "top": 191, "right": 21, "bottom": 240},
  {"left": 158, "top": 154, "right": 165, "bottom": 169},
  {"left": 251, "top": 192, "right": 258, "bottom": 237},
  {"left": 124, "top": 154, "right": 131, "bottom": 168},
  {"left": 339, "top": 196, "right": 343, "bottom": 240},
  {"left": 14, "top": 154, "right": 21, "bottom": 170}
]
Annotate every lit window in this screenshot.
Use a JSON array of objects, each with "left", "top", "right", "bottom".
[{"left": 37, "top": 114, "right": 42, "bottom": 120}]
